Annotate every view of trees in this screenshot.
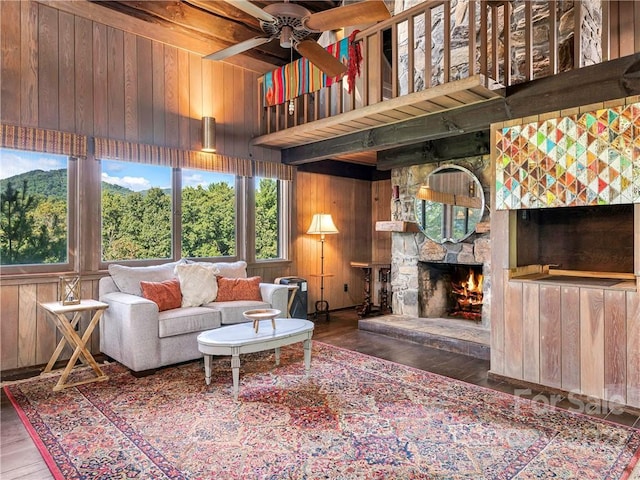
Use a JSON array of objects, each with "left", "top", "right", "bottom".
[
  {"left": 0, "top": 171, "right": 68, "bottom": 265},
  {"left": 102, "top": 187, "right": 173, "bottom": 261},
  {"left": 1, "top": 166, "right": 280, "bottom": 265},
  {"left": 255, "top": 178, "right": 279, "bottom": 260}
]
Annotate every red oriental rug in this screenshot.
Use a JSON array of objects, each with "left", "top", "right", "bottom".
[{"left": 5, "top": 342, "right": 640, "bottom": 479}]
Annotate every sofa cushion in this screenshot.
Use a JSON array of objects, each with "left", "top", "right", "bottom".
[
  {"left": 158, "top": 306, "right": 221, "bottom": 338},
  {"left": 207, "top": 300, "right": 272, "bottom": 325},
  {"left": 140, "top": 279, "right": 182, "bottom": 312},
  {"left": 215, "top": 276, "right": 262, "bottom": 302},
  {"left": 175, "top": 263, "right": 219, "bottom": 307},
  {"left": 108, "top": 260, "right": 184, "bottom": 296},
  {"left": 210, "top": 260, "right": 248, "bottom": 279}
]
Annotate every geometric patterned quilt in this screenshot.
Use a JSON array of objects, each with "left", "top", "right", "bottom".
[{"left": 496, "top": 101, "right": 640, "bottom": 209}]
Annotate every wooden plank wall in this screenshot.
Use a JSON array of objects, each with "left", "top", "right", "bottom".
[
  {"left": 0, "top": 0, "right": 277, "bottom": 160},
  {"left": 292, "top": 172, "right": 374, "bottom": 315}
]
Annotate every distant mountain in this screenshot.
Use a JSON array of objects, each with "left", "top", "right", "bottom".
[{"left": 0, "top": 169, "right": 134, "bottom": 199}]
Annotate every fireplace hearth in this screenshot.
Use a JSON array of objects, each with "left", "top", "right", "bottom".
[{"left": 418, "top": 262, "right": 485, "bottom": 323}]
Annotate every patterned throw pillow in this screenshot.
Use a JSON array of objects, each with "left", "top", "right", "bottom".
[
  {"left": 140, "top": 278, "right": 182, "bottom": 312},
  {"left": 215, "top": 276, "right": 262, "bottom": 302}
]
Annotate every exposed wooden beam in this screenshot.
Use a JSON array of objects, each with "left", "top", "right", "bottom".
[
  {"left": 281, "top": 100, "right": 508, "bottom": 165},
  {"left": 377, "top": 131, "right": 490, "bottom": 170},
  {"left": 505, "top": 52, "right": 640, "bottom": 115}
]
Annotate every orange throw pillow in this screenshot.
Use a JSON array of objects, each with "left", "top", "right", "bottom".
[
  {"left": 140, "top": 278, "right": 182, "bottom": 311},
  {"left": 215, "top": 276, "right": 262, "bottom": 302}
]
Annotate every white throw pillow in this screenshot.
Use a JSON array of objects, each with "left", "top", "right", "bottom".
[
  {"left": 175, "top": 263, "right": 219, "bottom": 307},
  {"left": 207, "top": 260, "right": 248, "bottom": 279}
]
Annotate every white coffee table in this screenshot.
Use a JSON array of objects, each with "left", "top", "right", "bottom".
[{"left": 197, "top": 318, "right": 314, "bottom": 399}]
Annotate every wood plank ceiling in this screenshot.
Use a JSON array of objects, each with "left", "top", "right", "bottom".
[{"left": 94, "top": 0, "right": 341, "bottom": 72}]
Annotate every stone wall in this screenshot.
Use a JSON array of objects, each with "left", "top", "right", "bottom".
[{"left": 390, "top": 155, "right": 492, "bottom": 327}]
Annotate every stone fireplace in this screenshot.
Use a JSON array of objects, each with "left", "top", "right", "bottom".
[{"left": 389, "top": 155, "right": 492, "bottom": 329}]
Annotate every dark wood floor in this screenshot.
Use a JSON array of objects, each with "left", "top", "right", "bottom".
[{"left": 2, "top": 308, "right": 639, "bottom": 479}]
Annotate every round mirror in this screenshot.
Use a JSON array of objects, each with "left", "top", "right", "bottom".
[{"left": 414, "top": 165, "right": 485, "bottom": 243}]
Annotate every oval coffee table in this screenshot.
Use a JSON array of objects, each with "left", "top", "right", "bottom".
[{"left": 197, "top": 318, "right": 314, "bottom": 400}]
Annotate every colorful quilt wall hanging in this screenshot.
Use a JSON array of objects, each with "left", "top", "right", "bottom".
[
  {"left": 261, "top": 32, "right": 361, "bottom": 108},
  {"left": 495, "top": 102, "right": 640, "bottom": 210}
]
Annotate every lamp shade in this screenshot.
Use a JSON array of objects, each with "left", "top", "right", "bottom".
[
  {"left": 202, "top": 116, "right": 216, "bottom": 152},
  {"left": 307, "top": 213, "right": 339, "bottom": 235}
]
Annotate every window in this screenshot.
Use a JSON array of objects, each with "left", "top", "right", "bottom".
[
  {"left": 101, "top": 160, "right": 172, "bottom": 261},
  {"left": 181, "top": 169, "right": 236, "bottom": 258},
  {"left": 0, "top": 148, "right": 71, "bottom": 268},
  {"left": 254, "top": 177, "right": 282, "bottom": 260}
]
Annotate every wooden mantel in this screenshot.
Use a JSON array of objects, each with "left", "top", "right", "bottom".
[{"left": 375, "top": 221, "right": 421, "bottom": 233}]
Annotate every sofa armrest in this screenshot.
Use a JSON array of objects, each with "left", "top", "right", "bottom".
[
  {"left": 259, "top": 283, "right": 289, "bottom": 316},
  {"left": 99, "top": 291, "right": 162, "bottom": 371}
]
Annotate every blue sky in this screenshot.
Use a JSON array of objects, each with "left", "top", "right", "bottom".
[
  {"left": 0, "top": 148, "right": 233, "bottom": 192},
  {"left": 103, "top": 161, "right": 233, "bottom": 191},
  {"left": 1, "top": 148, "right": 66, "bottom": 179}
]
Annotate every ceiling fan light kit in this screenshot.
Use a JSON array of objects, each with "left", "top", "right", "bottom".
[{"left": 203, "top": 0, "right": 391, "bottom": 77}]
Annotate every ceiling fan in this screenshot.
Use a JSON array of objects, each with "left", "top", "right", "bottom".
[{"left": 204, "top": 0, "right": 391, "bottom": 77}]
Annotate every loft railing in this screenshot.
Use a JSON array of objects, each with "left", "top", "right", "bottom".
[{"left": 258, "top": 0, "right": 627, "bottom": 136}]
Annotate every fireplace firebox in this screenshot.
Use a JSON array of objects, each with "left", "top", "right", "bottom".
[{"left": 418, "top": 262, "right": 485, "bottom": 322}]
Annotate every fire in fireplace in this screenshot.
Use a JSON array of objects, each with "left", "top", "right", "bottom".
[
  {"left": 450, "top": 267, "right": 484, "bottom": 321},
  {"left": 418, "top": 262, "right": 485, "bottom": 323}
]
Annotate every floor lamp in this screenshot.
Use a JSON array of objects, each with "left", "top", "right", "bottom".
[{"left": 307, "top": 213, "right": 339, "bottom": 321}]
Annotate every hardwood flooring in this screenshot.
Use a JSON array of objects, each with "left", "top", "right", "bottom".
[{"left": 2, "top": 308, "right": 639, "bottom": 479}]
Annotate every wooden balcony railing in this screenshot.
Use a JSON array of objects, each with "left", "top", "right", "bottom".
[{"left": 257, "top": 0, "right": 631, "bottom": 137}]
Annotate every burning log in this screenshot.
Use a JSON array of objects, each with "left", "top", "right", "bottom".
[{"left": 450, "top": 269, "right": 484, "bottom": 319}]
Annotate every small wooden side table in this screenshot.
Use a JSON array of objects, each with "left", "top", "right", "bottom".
[
  {"left": 39, "top": 299, "right": 109, "bottom": 391},
  {"left": 350, "top": 261, "right": 392, "bottom": 318}
]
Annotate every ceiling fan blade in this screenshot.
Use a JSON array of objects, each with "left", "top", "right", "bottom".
[
  {"left": 296, "top": 40, "right": 347, "bottom": 78},
  {"left": 225, "top": 0, "right": 276, "bottom": 23},
  {"left": 204, "top": 36, "right": 273, "bottom": 61},
  {"left": 304, "top": 0, "right": 391, "bottom": 32}
]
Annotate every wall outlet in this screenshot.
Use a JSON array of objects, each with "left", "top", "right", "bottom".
[{"left": 343, "top": 283, "right": 348, "bottom": 292}]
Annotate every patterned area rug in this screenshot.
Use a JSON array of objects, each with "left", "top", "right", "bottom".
[{"left": 5, "top": 342, "right": 640, "bottom": 479}]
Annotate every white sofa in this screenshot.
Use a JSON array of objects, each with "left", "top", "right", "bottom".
[{"left": 99, "top": 260, "right": 288, "bottom": 373}]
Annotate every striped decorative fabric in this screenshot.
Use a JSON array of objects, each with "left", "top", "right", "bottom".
[
  {"left": 94, "top": 137, "right": 293, "bottom": 180},
  {"left": 253, "top": 159, "right": 294, "bottom": 181},
  {"left": 262, "top": 37, "right": 351, "bottom": 107},
  {"left": 94, "top": 137, "right": 253, "bottom": 176},
  {"left": 1, "top": 124, "right": 87, "bottom": 157}
]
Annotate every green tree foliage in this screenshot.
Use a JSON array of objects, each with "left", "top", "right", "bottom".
[
  {"left": 3, "top": 167, "right": 280, "bottom": 264},
  {"left": 101, "top": 187, "right": 172, "bottom": 261},
  {"left": 0, "top": 169, "right": 67, "bottom": 200},
  {"left": 182, "top": 182, "right": 236, "bottom": 257},
  {"left": 255, "top": 178, "right": 279, "bottom": 259},
  {"left": 0, "top": 179, "right": 67, "bottom": 265}
]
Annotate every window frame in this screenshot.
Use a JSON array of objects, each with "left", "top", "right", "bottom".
[
  {"left": 98, "top": 158, "right": 175, "bottom": 267},
  {"left": 178, "top": 168, "right": 243, "bottom": 263},
  {"left": 97, "top": 161, "right": 249, "bottom": 269},
  {"left": 251, "top": 176, "right": 290, "bottom": 264},
  {"left": 0, "top": 151, "right": 78, "bottom": 276}
]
